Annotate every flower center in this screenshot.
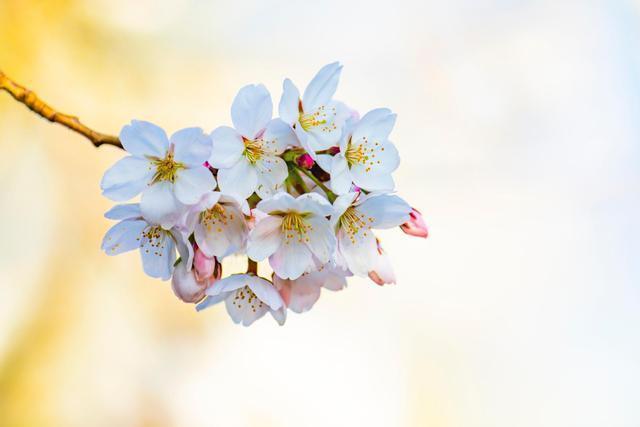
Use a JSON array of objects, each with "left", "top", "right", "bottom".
[
  {"left": 201, "top": 204, "right": 234, "bottom": 233},
  {"left": 281, "top": 212, "right": 312, "bottom": 244},
  {"left": 299, "top": 110, "right": 327, "bottom": 131},
  {"left": 243, "top": 138, "right": 264, "bottom": 164},
  {"left": 340, "top": 207, "right": 374, "bottom": 243},
  {"left": 150, "top": 151, "right": 184, "bottom": 183},
  {"left": 139, "top": 225, "right": 168, "bottom": 256},
  {"left": 232, "top": 286, "right": 264, "bottom": 312},
  {"left": 345, "top": 141, "right": 369, "bottom": 166}
]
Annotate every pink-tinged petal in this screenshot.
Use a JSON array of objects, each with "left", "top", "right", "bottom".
[
  {"left": 273, "top": 274, "right": 321, "bottom": 314},
  {"left": 400, "top": 208, "right": 429, "bottom": 238},
  {"left": 368, "top": 243, "right": 396, "bottom": 286},
  {"left": 209, "top": 126, "right": 244, "bottom": 169},
  {"left": 231, "top": 84, "right": 272, "bottom": 139},
  {"left": 120, "top": 120, "right": 169, "bottom": 158},
  {"left": 140, "top": 182, "right": 184, "bottom": 229},
  {"left": 174, "top": 167, "right": 216, "bottom": 205},
  {"left": 193, "top": 248, "right": 218, "bottom": 282},
  {"left": 296, "top": 153, "right": 315, "bottom": 169},
  {"left": 216, "top": 157, "right": 258, "bottom": 200},
  {"left": 302, "top": 62, "right": 342, "bottom": 112},
  {"left": 101, "top": 156, "right": 153, "bottom": 201},
  {"left": 171, "top": 261, "right": 207, "bottom": 303},
  {"left": 247, "top": 215, "right": 283, "bottom": 261},
  {"left": 171, "top": 127, "right": 212, "bottom": 166},
  {"left": 278, "top": 78, "right": 300, "bottom": 125}
]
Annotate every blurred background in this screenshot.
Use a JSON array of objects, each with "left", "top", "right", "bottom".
[{"left": 1, "top": 0, "right": 639, "bottom": 425}]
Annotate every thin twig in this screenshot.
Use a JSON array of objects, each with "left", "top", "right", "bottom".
[{"left": 0, "top": 70, "right": 122, "bottom": 149}]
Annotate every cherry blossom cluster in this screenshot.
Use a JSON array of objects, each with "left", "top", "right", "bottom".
[{"left": 100, "top": 63, "right": 428, "bottom": 326}]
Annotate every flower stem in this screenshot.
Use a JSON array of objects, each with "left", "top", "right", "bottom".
[
  {"left": 293, "top": 164, "right": 337, "bottom": 203},
  {"left": 247, "top": 259, "right": 258, "bottom": 275},
  {"left": 0, "top": 70, "right": 122, "bottom": 149}
]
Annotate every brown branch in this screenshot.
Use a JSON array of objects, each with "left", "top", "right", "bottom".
[{"left": 0, "top": 70, "right": 122, "bottom": 149}]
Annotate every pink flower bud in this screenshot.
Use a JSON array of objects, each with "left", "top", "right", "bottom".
[
  {"left": 172, "top": 262, "right": 208, "bottom": 303},
  {"left": 296, "top": 153, "right": 315, "bottom": 169},
  {"left": 327, "top": 146, "right": 340, "bottom": 155},
  {"left": 368, "top": 239, "right": 396, "bottom": 286},
  {"left": 194, "top": 248, "right": 219, "bottom": 282},
  {"left": 400, "top": 208, "right": 428, "bottom": 238}
]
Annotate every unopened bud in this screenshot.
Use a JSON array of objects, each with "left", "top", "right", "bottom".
[{"left": 400, "top": 208, "right": 428, "bottom": 238}]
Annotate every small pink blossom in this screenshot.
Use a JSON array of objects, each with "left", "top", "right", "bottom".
[
  {"left": 296, "top": 153, "right": 315, "bottom": 169},
  {"left": 400, "top": 208, "right": 428, "bottom": 238}
]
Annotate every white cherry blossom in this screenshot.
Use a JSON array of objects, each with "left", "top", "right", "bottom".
[
  {"left": 331, "top": 192, "right": 411, "bottom": 276},
  {"left": 326, "top": 108, "right": 400, "bottom": 195},
  {"left": 101, "top": 121, "right": 216, "bottom": 229},
  {"left": 279, "top": 62, "right": 348, "bottom": 158},
  {"left": 247, "top": 192, "right": 335, "bottom": 280},
  {"left": 101, "top": 203, "right": 191, "bottom": 280},
  {"left": 209, "top": 84, "right": 297, "bottom": 199},
  {"left": 182, "top": 191, "right": 249, "bottom": 258},
  {"left": 196, "top": 274, "right": 285, "bottom": 326}
]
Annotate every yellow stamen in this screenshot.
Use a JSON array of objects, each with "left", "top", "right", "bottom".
[
  {"left": 149, "top": 151, "right": 185, "bottom": 183},
  {"left": 243, "top": 138, "right": 264, "bottom": 164}
]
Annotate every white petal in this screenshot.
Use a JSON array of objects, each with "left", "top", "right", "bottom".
[
  {"left": 140, "top": 182, "right": 184, "bottom": 229},
  {"left": 315, "top": 154, "right": 333, "bottom": 172},
  {"left": 247, "top": 276, "right": 283, "bottom": 310},
  {"left": 338, "top": 229, "right": 377, "bottom": 276},
  {"left": 120, "top": 120, "right": 169, "bottom": 158},
  {"left": 329, "top": 155, "right": 353, "bottom": 195},
  {"left": 351, "top": 169, "right": 396, "bottom": 193},
  {"left": 101, "top": 156, "right": 153, "bottom": 201},
  {"left": 304, "top": 217, "right": 336, "bottom": 264},
  {"left": 304, "top": 101, "right": 346, "bottom": 148},
  {"left": 195, "top": 293, "right": 228, "bottom": 311},
  {"left": 225, "top": 291, "right": 269, "bottom": 326},
  {"left": 278, "top": 78, "right": 300, "bottom": 125},
  {"left": 247, "top": 215, "right": 283, "bottom": 261},
  {"left": 206, "top": 274, "right": 249, "bottom": 297},
  {"left": 209, "top": 126, "right": 244, "bottom": 169},
  {"left": 270, "top": 307, "right": 287, "bottom": 325},
  {"left": 357, "top": 194, "right": 411, "bottom": 229},
  {"left": 270, "top": 240, "right": 313, "bottom": 280},
  {"left": 294, "top": 192, "right": 333, "bottom": 217},
  {"left": 171, "top": 228, "right": 194, "bottom": 270},
  {"left": 294, "top": 126, "right": 318, "bottom": 159},
  {"left": 231, "top": 84, "right": 272, "bottom": 139},
  {"left": 104, "top": 203, "right": 141, "bottom": 220},
  {"left": 195, "top": 205, "right": 247, "bottom": 257},
  {"left": 352, "top": 108, "right": 396, "bottom": 143},
  {"left": 174, "top": 167, "right": 216, "bottom": 205},
  {"left": 322, "top": 269, "right": 349, "bottom": 291},
  {"left": 255, "top": 156, "right": 288, "bottom": 199},
  {"left": 330, "top": 192, "right": 359, "bottom": 229},
  {"left": 216, "top": 157, "right": 258, "bottom": 200},
  {"left": 302, "top": 62, "right": 342, "bottom": 112},
  {"left": 101, "top": 219, "right": 147, "bottom": 255},
  {"left": 171, "top": 127, "right": 212, "bottom": 166},
  {"left": 140, "top": 228, "right": 176, "bottom": 280},
  {"left": 255, "top": 192, "right": 296, "bottom": 213},
  {"left": 262, "top": 119, "right": 298, "bottom": 154}
]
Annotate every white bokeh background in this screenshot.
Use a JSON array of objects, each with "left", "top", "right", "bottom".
[{"left": 1, "top": 0, "right": 639, "bottom": 426}]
